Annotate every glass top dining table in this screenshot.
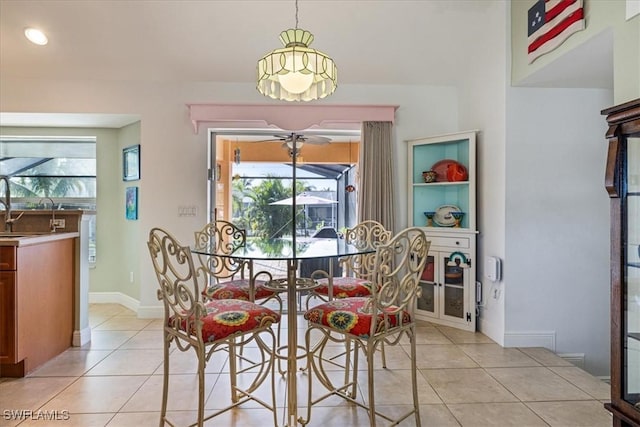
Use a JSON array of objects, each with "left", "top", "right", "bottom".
[{"left": 191, "top": 236, "right": 375, "bottom": 426}]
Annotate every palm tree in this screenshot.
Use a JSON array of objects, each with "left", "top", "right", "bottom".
[
  {"left": 10, "top": 176, "right": 87, "bottom": 198},
  {"left": 242, "top": 177, "right": 312, "bottom": 238}
]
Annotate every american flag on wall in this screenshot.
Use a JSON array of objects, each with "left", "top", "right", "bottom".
[{"left": 528, "top": 0, "right": 585, "bottom": 64}]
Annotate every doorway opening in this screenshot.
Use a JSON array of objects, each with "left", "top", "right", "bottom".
[{"left": 208, "top": 130, "right": 360, "bottom": 239}]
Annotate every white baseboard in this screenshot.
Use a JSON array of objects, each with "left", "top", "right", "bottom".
[
  {"left": 89, "top": 292, "right": 163, "bottom": 319},
  {"left": 89, "top": 291, "right": 140, "bottom": 313},
  {"left": 72, "top": 326, "right": 92, "bottom": 347},
  {"left": 558, "top": 353, "right": 585, "bottom": 369},
  {"left": 503, "top": 330, "right": 556, "bottom": 351}
]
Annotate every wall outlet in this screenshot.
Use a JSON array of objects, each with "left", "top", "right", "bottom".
[{"left": 51, "top": 219, "right": 65, "bottom": 228}]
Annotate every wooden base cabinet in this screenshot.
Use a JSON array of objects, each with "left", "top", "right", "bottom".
[
  {"left": 602, "top": 98, "right": 640, "bottom": 426},
  {"left": 0, "top": 238, "right": 75, "bottom": 377},
  {"left": 0, "top": 269, "right": 17, "bottom": 365},
  {"left": 407, "top": 131, "right": 478, "bottom": 332}
]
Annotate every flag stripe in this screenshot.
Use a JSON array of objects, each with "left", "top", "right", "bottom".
[
  {"left": 528, "top": 19, "right": 585, "bottom": 62},
  {"left": 528, "top": 8, "right": 584, "bottom": 53},
  {"left": 546, "top": 0, "right": 577, "bottom": 22},
  {"left": 545, "top": 0, "right": 564, "bottom": 9},
  {"left": 527, "top": 0, "right": 582, "bottom": 45}
]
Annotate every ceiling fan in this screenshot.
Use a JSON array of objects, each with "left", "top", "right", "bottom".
[{"left": 253, "top": 132, "right": 332, "bottom": 149}]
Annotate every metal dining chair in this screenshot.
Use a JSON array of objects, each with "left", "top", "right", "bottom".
[
  {"left": 148, "top": 227, "right": 281, "bottom": 427},
  {"left": 194, "top": 220, "right": 286, "bottom": 374},
  {"left": 305, "top": 220, "right": 392, "bottom": 308},
  {"left": 301, "top": 227, "right": 430, "bottom": 427},
  {"left": 305, "top": 220, "right": 392, "bottom": 367},
  {"left": 193, "top": 221, "right": 283, "bottom": 337}
]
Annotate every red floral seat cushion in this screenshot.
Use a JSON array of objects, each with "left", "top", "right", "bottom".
[
  {"left": 304, "top": 297, "right": 411, "bottom": 338},
  {"left": 171, "top": 299, "right": 280, "bottom": 342},
  {"left": 203, "top": 279, "right": 277, "bottom": 301},
  {"left": 313, "top": 277, "right": 374, "bottom": 298}
]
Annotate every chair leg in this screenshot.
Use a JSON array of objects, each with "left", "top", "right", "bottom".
[
  {"left": 366, "top": 341, "right": 377, "bottom": 427},
  {"left": 251, "top": 329, "right": 280, "bottom": 427},
  {"left": 409, "top": 327, "right": 421, "bottom": 426},
  {"left": 268, "top": 338, "right": 279, "bottom": 427},
  {"left": 160, "top": 337, "right": 170, "bottom": 427},
  {"left": 344, "top": 338, "right": 359, "bottom": 399},
  {"left": 197, "top": 348, "right": 206, "bottom": 427},
  {"left": 302, "top": 327, "right": 314, "bottom": 426},
  {"left": 229, "top": 341, "right": 238, "bottom": 404}
]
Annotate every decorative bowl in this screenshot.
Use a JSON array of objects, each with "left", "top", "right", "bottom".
[
  {"left": 422, "top": 170, "right": 438, "bottom": 183},
  {"left": 423, "top": 211, "right": 436, "bottom": 227},
  {"left": 449, "top": 211, "right": 465, "bottom": 227},
  {"left": 446, "top": 163, "right": 468, "bottom": 182}
]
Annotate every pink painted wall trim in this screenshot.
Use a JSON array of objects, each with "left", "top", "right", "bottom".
[{"left": 187, "top": 103, "right": 398, "bottom": 133}]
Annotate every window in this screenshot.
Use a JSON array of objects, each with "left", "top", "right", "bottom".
[{"left": 0, "top": 136, "right": 97, "bottom": 262}]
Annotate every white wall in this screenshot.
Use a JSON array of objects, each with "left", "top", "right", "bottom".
[
  {"left": 456, "top": 1, "right": 509, "bottom": 345},
  {"left": 505, "top": 87, "right": 612, "bottom": 376},
  {"left": 0, "top": 78, "right": 464, "bottom": 314}
]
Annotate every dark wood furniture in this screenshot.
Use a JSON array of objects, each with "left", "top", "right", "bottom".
[{"left": 602, "top": 98, "right": 640, "bottom": 427}]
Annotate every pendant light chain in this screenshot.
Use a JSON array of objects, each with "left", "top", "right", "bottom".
[{"left": 294, "top": 0, "right": 299, "bottom": 29}]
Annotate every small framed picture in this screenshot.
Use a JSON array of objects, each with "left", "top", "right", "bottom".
[
  {"left": 123, "top": 144, "right": 140, "bottom": 181},
  {"left": 125, "top": 186, "right": 138, "bottom": 220}
]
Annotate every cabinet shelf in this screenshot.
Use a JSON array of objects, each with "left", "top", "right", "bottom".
[
  {"left": 407, "top": 131, "right": 477, "bottom": 332},
  {"left": 413, "top": 181, "right": 469, "bottom": 187}
]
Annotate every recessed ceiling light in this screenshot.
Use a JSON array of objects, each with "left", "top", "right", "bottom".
[{"left": 24, "top": 28, "right": 48, "bottom": 45}]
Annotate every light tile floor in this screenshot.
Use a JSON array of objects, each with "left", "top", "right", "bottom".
[{"left": 0, "top": 304, "right": 613, "bottom": 426}]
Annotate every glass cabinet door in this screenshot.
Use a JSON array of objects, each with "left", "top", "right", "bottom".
[
  {"left": 417, "top": 255, "right": 437, "bottom": 316},
  {"left": 625, "top": 137, "right": 640, "bottom": 411},
  {"left": 442, "top": 255, "right": 466, "bottom": 321}
]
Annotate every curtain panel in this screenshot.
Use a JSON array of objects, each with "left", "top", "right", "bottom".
[{"left": 357, "top": 121, "right": 395, "bottom": 232}]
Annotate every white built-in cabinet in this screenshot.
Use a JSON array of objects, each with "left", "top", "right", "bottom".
[{"left": 407, "top": 131, "right": 477, "bottom": 331}]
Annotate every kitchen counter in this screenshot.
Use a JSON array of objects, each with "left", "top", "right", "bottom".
[{"left": 0, "top": 231, "right": 79, "bottom": 247}]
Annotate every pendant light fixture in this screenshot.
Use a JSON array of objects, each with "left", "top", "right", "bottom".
[{"left": 257, "top": 0, "right": 337, "bottom": 102}]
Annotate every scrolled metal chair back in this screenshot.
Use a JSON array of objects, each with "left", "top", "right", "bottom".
[
  {"left": 368, "top": 227, "right": 430, "bottom": 334},
  {"left": 194, "top": 220, "right": 248, "bottom": 283},
  {"left": 342, "top": 220, "right": 392, "bottom": 279},
  {"left": 148, "top": 227, "right": 206, "bottom": 345},
  {"left": 194, "top": 220, "right": 246, "bottom": 254}
]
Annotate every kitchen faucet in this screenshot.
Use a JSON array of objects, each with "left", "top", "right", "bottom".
[
  {"left": 0, "top": 175, "right": 23, "bottom": 232},
  {"left": 39, "top": 197, "right": 58, "bottom": 232}
]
